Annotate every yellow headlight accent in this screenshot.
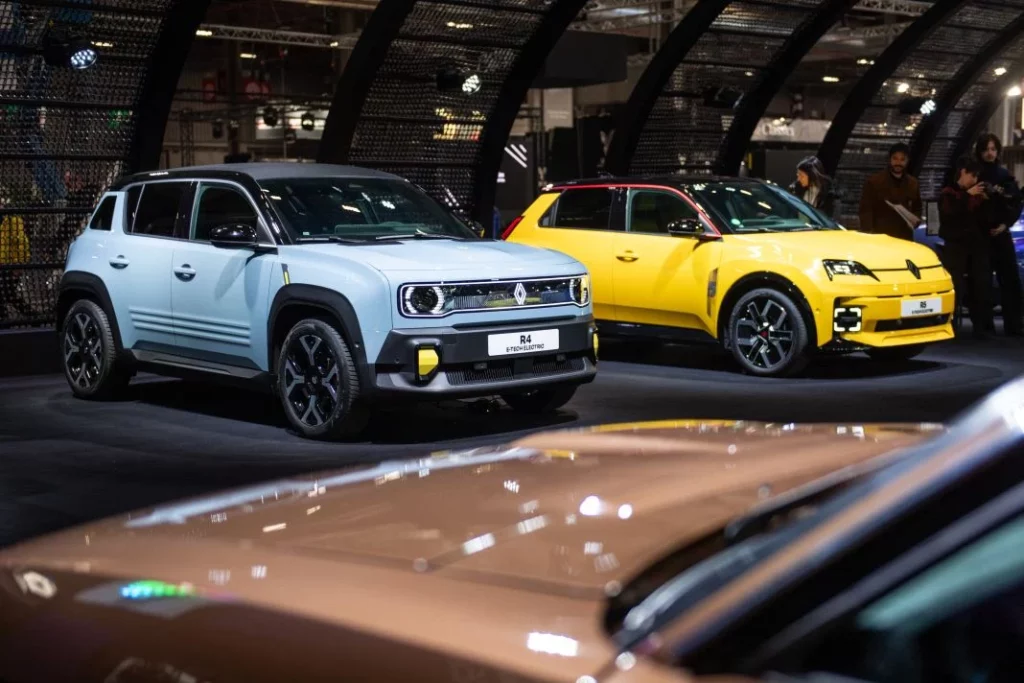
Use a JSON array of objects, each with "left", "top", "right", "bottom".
[
  {"left": 417, "top": 347, "right": 439, "bottom": 378},
  {"left": 581, "top": 274, "right": 591, "bottom": 304}
]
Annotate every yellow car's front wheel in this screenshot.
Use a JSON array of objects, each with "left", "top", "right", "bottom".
[{"left": 726, "top": 288, "right": 811, "bottom": 378}]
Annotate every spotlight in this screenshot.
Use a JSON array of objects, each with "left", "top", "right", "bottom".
[
  {"left": 262, "top": 106, "right": 278, "bottom": 127},
  {"left": 43, "top": 30, "right": 98, "bottom": 70},
  {"left": 1008, "top": 85, "right": 1022, "bottom": 98},
  {"left": 919, "top": 98, "right": 936, "bottom": 115},
  {"left": 437, "top": 65, "right": 481, "bottom": 95},
  {"left": 300, "top": 111, "right": 315, "bottom": 131}
]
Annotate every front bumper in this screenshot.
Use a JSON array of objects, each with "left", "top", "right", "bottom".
[
  {"left": 829, "top": 289, "right": 955, "bottom": 348},
  {"left": 369, "top": 316, "right": 598, "bottom": 398}
]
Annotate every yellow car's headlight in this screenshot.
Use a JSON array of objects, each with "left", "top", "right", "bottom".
[{"left": 823, "top": 259, "right": 877, "bottom": 281}]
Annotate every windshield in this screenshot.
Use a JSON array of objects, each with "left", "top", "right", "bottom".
[
  {"left": 260, "top": 177, "right": 478, "bottom": 241},
  {"left": 687, "top": 181, "right": 842, "bottom": 233}
]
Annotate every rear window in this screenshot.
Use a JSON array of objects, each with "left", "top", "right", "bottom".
[
  {"left": 89, "top": 196, "right": 117, "bottom": 231},
  {"left": 131, "top": 182, "right": 190, "bottom": 238},
  {"left": 548, "top": 188, "right": 616, "bottom": 231}
]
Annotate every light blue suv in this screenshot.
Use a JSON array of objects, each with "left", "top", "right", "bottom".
[{"left": 58, "top": 163, "right": 597, "bottom": 439}]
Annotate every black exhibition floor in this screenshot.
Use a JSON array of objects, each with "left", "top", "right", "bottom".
[{"left": 2, "top": 332, "right": 1024, "bottom": 548}]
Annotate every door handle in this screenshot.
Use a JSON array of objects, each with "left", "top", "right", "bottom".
[
  {"left": 616, "top": 251, "right": 639, "bottom": 262},
  {"left": 174, "top": 264, "right": 197, "bottom": 282},
  {"left": 109, "top": 255, "right": 129, "bottom": 269}
]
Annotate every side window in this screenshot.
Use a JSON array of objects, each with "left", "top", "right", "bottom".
[
  {"left": 796, "top": 513, "right": 1024, "bottom": 683},
  {"left": 550, "top": 188, "right": 618, "bottom": 231},
  {"left": 131, "top": 183, "right": 189, "bottom": 238},
  {"left": 89, "top": 196, "right": 117, "bottom": 231},
  {"left": 628, "top": 190, "right": 698, "bottom": 234},
  {"left": 191, "top": 185, "right": 258, "bottom": 242}
]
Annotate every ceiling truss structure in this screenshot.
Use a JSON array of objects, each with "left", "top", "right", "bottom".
[{"left": 196, "top": 23, "right": 361, "bottom": 49}]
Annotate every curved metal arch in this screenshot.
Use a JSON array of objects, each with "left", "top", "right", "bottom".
[
  {"left": 317, "top": 0, "right": 418, "bottom": 165},
  {"left": 318, "top": 0, "right": 590, "bottom": 223},
  {"left": 816, "top": 0, "right": 965, "bottom": 174},
  {"left": 603, "top": 0, "right": 730, "bottom": 175},
  {"left": 128, "top": 1, "right": 211, "bottom": 171},
  {"left": 470, "top": 0, "right": 587, "bottom": 224},
  {"left": 907, "top": 14, "right": 1024, "bottom": 181},
  {"left": 714, "top": 0, "right": 858, "bottom": 175}
]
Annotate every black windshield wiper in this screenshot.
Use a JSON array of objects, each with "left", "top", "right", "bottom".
[
  {"left": 374, "top": 230, "right": 465, "bottom": 242},
  {"left": 296, "top": 235, "right": 368, "bottom": 245}
]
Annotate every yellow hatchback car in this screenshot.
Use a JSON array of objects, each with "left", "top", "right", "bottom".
[{"left": 503, "top": 177, "right": 955, "bottom": 377}]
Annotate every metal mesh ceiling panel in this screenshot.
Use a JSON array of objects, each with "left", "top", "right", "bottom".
[
  {"left": 628, "top": 0, "right": 826, "bottom": 176},
  {"left": 340, "top": 0, "right": 555, "bottom": 214},
  {"left": 832, "top": 0, "right": 1024, "bottom": 225},
  {"left": 0, "top": 0, "right": 190, "bottom": 329}
]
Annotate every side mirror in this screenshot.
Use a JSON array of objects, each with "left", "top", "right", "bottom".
[
  {"left": 210, "top": 224, "right": 258, "bottom": 249},
  {"left": 667, "top": 218, "right": 705, "bottom": 237},
  {"left": 469, "top": 219, "right": 486, "bottom": 238}
]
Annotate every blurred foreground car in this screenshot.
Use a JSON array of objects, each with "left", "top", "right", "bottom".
[{"left": 5, "top": 381, "right": 1024, "bottom": 682}]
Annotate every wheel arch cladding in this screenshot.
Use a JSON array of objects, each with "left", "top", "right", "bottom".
[
  {"left": 718, "top": 272, "right": 817, "bottom": 348},
  {"left": 268, "top": 285, "right": 369, "bottom": 380},
  {"left": 58, "top": 272, "right": 124, "bottom": 353}
]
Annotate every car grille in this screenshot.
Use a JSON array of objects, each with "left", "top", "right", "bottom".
[
  {"left": 875, "top": 314, "right": 949, "bottom": 332},
  {"left": 446, "top": 354, "right": 586, "bottom": 386},
  {"left": 400, "top": 276, "right": 583, "bottom": 316}
]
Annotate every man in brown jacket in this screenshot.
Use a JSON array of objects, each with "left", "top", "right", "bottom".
[{"left": 858, "top": 142, "right": 922, "bottom": 240}]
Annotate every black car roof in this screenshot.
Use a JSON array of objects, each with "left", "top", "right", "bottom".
[
  {"left": 548, "top": 175, "right": 769, "bottom": 189},
  {"left": 108, "top": 162, "right": 403, "bottom": 190}
]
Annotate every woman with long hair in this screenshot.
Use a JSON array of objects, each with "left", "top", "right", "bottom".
[{"left": 789, "top": 156, "right": 840, "bottom": 219}]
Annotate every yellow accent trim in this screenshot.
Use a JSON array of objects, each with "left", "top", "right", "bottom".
[
  {"left": 283, "top": 269, "right": 291, "bottom": 285},
  {"left": 417, "top": 347, "right": 439, "bottom": 377},
  {"left": 586, "top": 419, "right": 741, "bottom": 433},
  {"left": 593, "top": 331, "right": 599, "bottom": 359}
]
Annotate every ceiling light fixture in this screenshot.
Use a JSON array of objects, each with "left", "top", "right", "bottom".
[
  {"left": 995, "top": 67, "right": 1008, "bottom": 76},
  {"left": 1008, "top": 85, "right": 1022, "bottom": 98},
  {"left": 897, "top": 82, "right": 910, "bottom": 93},
  {"left": 822, "top": 76, "right": 840, "bottom": 83}
]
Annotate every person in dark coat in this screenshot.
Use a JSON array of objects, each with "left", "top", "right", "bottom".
[
  {"left": 858, "top": 142, "right": 922, "bottom": 240},
  {"left": 974, "top": 133, "right": 1023, "bottom": 336},
  {"left": 939, "top": 155, "right": 991, "bottom": 338},
  {"left": 789, "top": 156, "right": 840, "bottom": 220}
]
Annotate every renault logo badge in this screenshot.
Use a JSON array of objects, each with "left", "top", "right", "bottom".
[
  {"left": 906, "top": 259, "right": 920, "bottom": 279},
  {"left": 513, "top": 282, "right": 527, "bottom": 305}
]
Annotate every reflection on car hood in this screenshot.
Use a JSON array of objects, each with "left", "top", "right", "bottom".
[
  {"left": 290, "top": 238, "right": 580, "bottom": 274},
  {"left": 731, "top": 230, "right": 943, "bottom": 270}
]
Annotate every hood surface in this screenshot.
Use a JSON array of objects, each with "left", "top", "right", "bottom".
[
  {"left": 289, "top": 238, "right": 581, "bottom": 275},
  {"left": 0, "top": 420, "right": 943, "bottom": 598},
  {"left": 732, "top": 230, "right": 942, "bottom": 271}
]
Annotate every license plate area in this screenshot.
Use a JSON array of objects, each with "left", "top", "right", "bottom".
[
  {"left": 901, "top": 297, "right": 941, "bottom": 318},
  {"left": 487, "top": 329, "right": 559, "bottom": 356}
]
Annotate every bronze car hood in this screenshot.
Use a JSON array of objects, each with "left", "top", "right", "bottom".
[{"left": 0, "top": 420, "right": 942, "bottom": 598}]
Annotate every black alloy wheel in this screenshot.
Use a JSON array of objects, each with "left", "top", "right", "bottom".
[
  {"left": 60, "top": 299, "right": 130, "bottom": 399},
  {"left": 277, "top": 318, "right": 367, "bottom": 440},
  {"left": 501, "top": 385, "right": 578, "bottom": 413},
  {"left": 727, "top": 288, "right": 809, "bottom": 377}
]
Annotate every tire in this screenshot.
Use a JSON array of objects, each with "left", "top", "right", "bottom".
[
  {"left": 276, "top": 318, "right": 368, "bottom": 440},
  {"left": 501, "top": 385, "right": 578, "bottom": 414},
  {"left": 726, "top": 287, "right": 810, "bottom": 378},
  {"left": 60, "top": 299, "right": 131, "bottom": 400},
  {"left": 866, "top": 344, "right": 926, "bottom": 362}
]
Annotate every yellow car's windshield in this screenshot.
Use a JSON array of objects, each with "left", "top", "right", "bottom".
[{"left": 687, "top": 181, "right": 841, "bottom": 234}]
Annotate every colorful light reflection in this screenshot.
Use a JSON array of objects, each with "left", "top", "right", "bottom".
[{"left": 119, "top": 580, "right": 196, "bottom": 600}]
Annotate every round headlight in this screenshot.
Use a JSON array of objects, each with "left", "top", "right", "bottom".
[
  {"left": 569, "top": 275, "right": 590, "bottom": 305},
  {"left": 403, "top": 286, "right": 446, "bottom": 315}
]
